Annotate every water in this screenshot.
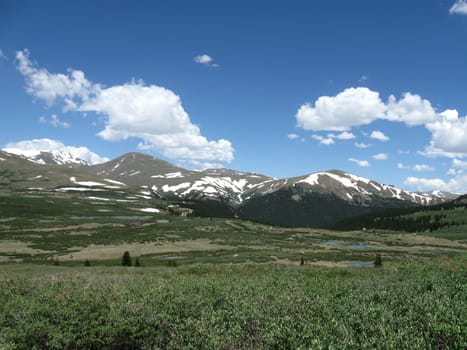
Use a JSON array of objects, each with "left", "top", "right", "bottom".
[
  {"left": 321, "top": 241, "right": 344, "bottom": 246},
  {"left": 112, "top": 216, "right": 151, "bottom": 221},
  {"left": 347, "top": 261, "right": 374, "bottom": 268},
  {"left": 350, "top": 244, "right": 371, "bottom": 250}
]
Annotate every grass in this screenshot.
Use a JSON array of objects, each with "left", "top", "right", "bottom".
[
  {"left": 0, "top": 189, "right": 466, "bottom": 348},
  {"left": 0, "top": 256, "right": 465, "bottom": 349}
]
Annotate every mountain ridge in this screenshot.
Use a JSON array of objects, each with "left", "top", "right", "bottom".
[{"left": 0, "top": 149, "right": 459, "bottom": 227}]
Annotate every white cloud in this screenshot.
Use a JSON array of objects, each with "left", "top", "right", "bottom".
[
  {"left": 413, "top": 164, "right": 435, "bottom": 172},
  {"left": 358, "top": 75, "right": 368, "bottom": 83},
  {"left": 386, "top": 92, "right": 437, "bottom": 126},
  {"left": 16, "top": 50, "right": 97, "bottom": 106},
  {"left": 295, "top": 88, "right": 439, "bottom": 132},
  {"left": 287, "top": 133, "right": 299, "bottom": 140},
  {"left": 194, "top": 54, "right": 213, "bottom": 64},
  {"left": 404, "top": 175, "right": 467, "bottom": 193},
  {"left": 194, "top": 54, "right": 219, "bottom": 68},
  {"left": 295, "top": 88, "right": 467, "bottom": 160},
  {"left": 328, "top": 131, "right": 356, "bottom": 140},
  {"left": 16, "top": 50, "right": 233, "bottom": 166},
  {"left": 424, "top": 110, "right": 467, "bottom": 157},
  {"left": 50, "top": 114, "right": 70, "bottom": 128},
  {"left": 370, "top": 130, "right": 390, "bottom": 142},
  {"left": 348, "top": 158, "right": 370, "bottom": 167},
  {"left": 404, "top": 177, "right": 448, "bottom": 192},
  {"left": 296, "top": 87, "right": 386, "bottom": 131},
  {"left": 355, "top": 142, "right": 370, "bottom": 149},
  {"left": 397, "top": 162, "right": 409, "bottom": 169},
  {"left": 452, "top": 158, "right": 467, "bottom": 170},
  {"left": 447, "top": 158, "right": 467, "bottom": 178},
  {"left": 0, "top": 49, "right": 6, "bottom": 60},
  {"left": 3, "top": 138, "right": 108, "bottom": 165},
  {"left": 450, "top": 0, "right": 467, "bottom": 15},
  {"left": 312, "top": 134, "right": 334, "bottom": 145},
  {"left": 372, "top": 153, "right": 388, "bottom": 160},
  {"left": 38, "top": 114, "right": 70, "bottom": 128}
]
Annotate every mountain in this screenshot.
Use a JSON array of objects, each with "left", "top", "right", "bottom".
[
  {"left": 0, "top": 150, "right": 459, "bottom": 227},
  {"left": 237, "top": 170, "right": 445, "bottom": 227},
  {"left": 1, "top": 139, "right": 108, "bottom": 167},
  {"left": 86, "top": 152, "right": 272, "bottom": 204}
]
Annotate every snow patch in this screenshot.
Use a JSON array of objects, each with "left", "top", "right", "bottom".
[
  {"left": 56, "top": 187, "right": 105, "bottom": 192},
  {"left": 162, "top": 182, "right": 191, "bottom": 192},
  {"left": 70, "top": 176, "right": 106, "bottom": 187},
  {"left": 87, "top": 196, "right": 111, "bottom": 201},
  {"left": 104, "top": 178, "right": 126, "bottom": 186},
  {"left": 139, "top": 208, "right": 160, "bottom": 213}
]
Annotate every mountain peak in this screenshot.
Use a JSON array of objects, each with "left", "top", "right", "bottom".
[{"left": 2, "top": 139, "right": 108, "bottom": 166}]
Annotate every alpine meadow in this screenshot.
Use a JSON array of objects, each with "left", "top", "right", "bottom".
[{"left": 1, "top": 1, "right": 467, "bottom": 349}]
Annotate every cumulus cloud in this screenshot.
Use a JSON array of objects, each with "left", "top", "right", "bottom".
[
  {"left": 372, "top": 153, "right": 388, "bottom": 160},
  {"left": 397, "top": 162, "right": 410, "bottom": 169},
  {"left": 404, "top": 177, "right": 448, "bottom": 192},
  {"left": 16, "top": 50, "right": 233, "bottom": 167},
  {"left": 450, "top": 0, "right": 467, "bottom": 15},
  {"left": 424, "top": 109, "right": 467, "bottom": 157},
  {"left": 328, "top": 131, "right": 356, "bottom": 140},
  {"left": 295, "top": 87, "right": 467, "bottom": 159},
  {"left": 194, "top": 54, "right": 219, "bottom": 68},
  {"left": 16, "top": 50, "right": 97, "bottom": 106},
  {"left": 404, "top": 175, "right": 467, "bottom": 193},
  {"left": 355, "top": 142, "right": 370, "bottom": 149},
  {"left": 296, "top": 87, "right": 386, "bottom": 131},
  {"left": 312, "top": 134, "right": 334, "bottom": 145},
  {"left": 348, "top": 158, "right": 370, "bottom": 167},
  {"left": 3, "top": 138, "right": 108, "bottom": 165},
  {"left": 370, "top": 130, "right": 390, "bottom": 142},
  {"left": 413, "top": 164, "right": 435, "bottom": 172},
  {"left": 386, "top": 92, "right": 437, "bottom": 126},
  {"left": 39, "top": 114, "right": 70, "bottom": 128}
]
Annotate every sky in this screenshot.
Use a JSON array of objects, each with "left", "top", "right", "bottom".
[{"left": 1, "top": 0, "right": 467, "bottom": 193}]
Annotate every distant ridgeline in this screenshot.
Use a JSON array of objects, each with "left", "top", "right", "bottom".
[
  {"left": 328, "top": 194, "right": 467, "bottom": 233},
  {"left": 0, "top": 149, "right": 457, "bottom": 228}
]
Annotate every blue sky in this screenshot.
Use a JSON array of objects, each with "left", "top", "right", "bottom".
[{"left": 1, "top": 0, "right": 467, "bottom": 193}]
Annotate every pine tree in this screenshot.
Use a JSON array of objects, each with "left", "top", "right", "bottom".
[
  {"left": 374, "top": 254, "right": 382, "bottom": 267},
  {"left": 122, "top": 251, "right": 132, "bottom": 266},
  {"left": 84, "top": 259, "right": 91, "bottom": 267},
  {"left": 134, "top": 257, "right": 140, "bottom": 267}
]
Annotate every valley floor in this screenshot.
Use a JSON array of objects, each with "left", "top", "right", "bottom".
[{"left": 0, "top": 192, "right": 466, "bottom": 348}]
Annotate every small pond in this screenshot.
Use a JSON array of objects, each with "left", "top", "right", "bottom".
[{"left": 347, "top": 261, "right": 374, "bottom": 268}]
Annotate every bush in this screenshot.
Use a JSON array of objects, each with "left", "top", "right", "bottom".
[
  {"left": 121, "top": 251, "right": 132, "bottom": 266},
  {"left": 374, "top": 254, "right": 382, "bottom": 267}
]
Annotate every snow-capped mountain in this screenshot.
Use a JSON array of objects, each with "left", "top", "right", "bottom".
[
  {"left": 2, "top": 139, "right": 108, "bottom": 166},
  {"left": 1, "top": 149, "right": 459, "bottom": 227},
  {"left": 87, "top": 152, "right": 272, "bottom": 203},
  {"left": 244, "top": 170, "right": 440, "bottom": 206}
]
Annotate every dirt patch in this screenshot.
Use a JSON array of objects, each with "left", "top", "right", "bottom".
[
  {"left": 270, "top": 257, "right": 348, "bottom": 268},
  {"left": 59, "top": 238, "right": 235, "bottom": 261},
  {"left": 0, "top": 240, "right": 55, "bottom": 255}
]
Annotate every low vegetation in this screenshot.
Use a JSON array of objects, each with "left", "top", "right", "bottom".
[{"left": 0, "top": 189, "right": 466, "bottom": 348}]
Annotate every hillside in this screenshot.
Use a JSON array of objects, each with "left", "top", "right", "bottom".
[
  {"left": 0, "top": 149, "right": 457, "bottom": 227},
  {"left": 329, "top": 194, "right": 467, "bottom": 241}
]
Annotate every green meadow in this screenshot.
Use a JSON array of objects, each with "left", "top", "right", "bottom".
[{"left": 0, "top": 191, "right": 466, "bottom": 349}]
